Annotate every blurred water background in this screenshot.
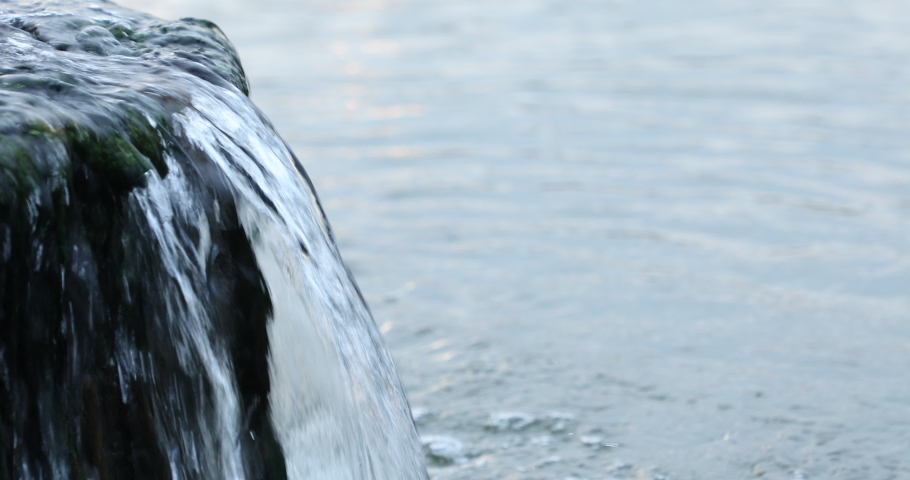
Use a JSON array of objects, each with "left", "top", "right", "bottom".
[{"left": 118, "top": 0, "right": 910, "bottom": 478}]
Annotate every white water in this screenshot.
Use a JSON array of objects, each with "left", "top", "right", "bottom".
[
  {"left": 171, "top": 75, "right": 426, "bottom": 479},
  {"left": 131, "top": 142, "right": 245, "bottom": 479}
]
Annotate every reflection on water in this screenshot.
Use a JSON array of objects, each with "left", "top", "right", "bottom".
[{"left": 121, "top": 0, "right": 910, "bottom": 478}]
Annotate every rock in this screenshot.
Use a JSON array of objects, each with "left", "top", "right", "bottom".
[
  {"left": 545, "top": 411, "right": 576, "bottom": 432},
  {"left": 411, "top": 406, "right": 434, "bottom": 423},
  {"left": 533, "top": 455, "right": 562, "bottom": 468},
  {"left": 579, "top": 434, "right": 618, "bottom": 449},
  {"left": 486, "top": 411, "right": 537, "bottom": 431},
  {"left": 0, "top": 2, "right": 427, "bottom": 479},
  {"left": 421, "top": 435, "right": 466, "bottom": 466},
  {"left": 609, "top": 459, "right": 633, "bottom": 473}
]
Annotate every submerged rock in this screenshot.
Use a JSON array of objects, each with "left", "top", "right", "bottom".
[
  {"left": 544, "top": 411, "right": 576, "bottom": 433},
  {"left": 485, "top": 411, "right": 537, "bottom": 431},
  {"left": 0, "top": 1, "right": 427, "bottom": 479},
  {"left": 420, "top": 435, "right": 466, "bottom": 466}
]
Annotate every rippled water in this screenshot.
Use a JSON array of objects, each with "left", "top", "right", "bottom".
[{"left": 120, "top": 0, "right": 910, "bottom": 478}]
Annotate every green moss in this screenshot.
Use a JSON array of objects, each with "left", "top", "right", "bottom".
[
  {"left": 0, "top": 74, "right": 71, "bottom": 94},
  {"left": 0, "top": 124, "right": 77, "bottom": 209},
  {"left": 0, "top": 82, "right": 25, "bottom": 90},
  {"left": 0, "top": 2, "right": 255, "bottom": 209},
  {"left": 106, "top": 23, "right": 134, "bottom": 40},
  {"left": 71, "top": 129, "right": 154, "bottom": 189},
  {"left": 123, "top": 109, "right": 170, "bottom": 178},
  {"left": 0, "top": 138, "right": 39, "bottom": 198},
  {"left": 1, "top": 118, "right": 164, "bottom": 204}
]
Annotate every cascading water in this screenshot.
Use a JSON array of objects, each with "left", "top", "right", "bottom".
[{"left": 0, "top": 1, "right": 428, "bottom": 479}]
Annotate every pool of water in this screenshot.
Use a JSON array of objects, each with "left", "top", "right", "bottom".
[{"left": 118, "top": 0, "right": 910, "bottom": 478}]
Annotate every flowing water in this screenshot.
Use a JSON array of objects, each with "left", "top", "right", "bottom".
[
  {"left": 114, "top": 0, "right": 910, "bottom": 479},
  {"left": 177, "top": 83, "right": 425, "bottom": 479}
]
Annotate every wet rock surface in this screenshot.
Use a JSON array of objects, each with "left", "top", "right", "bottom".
[{"left": 0, "top": 4, "right": 281, "bottom": 477}]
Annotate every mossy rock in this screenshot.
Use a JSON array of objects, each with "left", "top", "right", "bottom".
[
  {"left": 0, "top": 0, "right": 254, "bottom": 214},
  {"left": 0, "top": 2, "right": 292, "bottom": 479}
]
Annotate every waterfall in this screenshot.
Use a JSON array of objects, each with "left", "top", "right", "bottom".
[{"left": 0, "top": 1, "right": 428, "bottom": 479}]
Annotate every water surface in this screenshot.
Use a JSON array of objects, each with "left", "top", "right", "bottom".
[{"left": 118, "top": 0, "right": 910, "bottom": 478}]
